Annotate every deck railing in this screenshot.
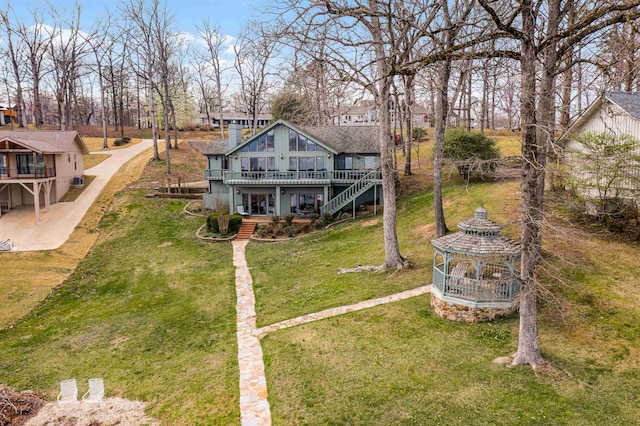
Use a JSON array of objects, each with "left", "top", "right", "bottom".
[
  {"left": 0, "top": 167, "right": 56, "bottom": 180},
  {"left": 204, "top": 169, "right": 382, "bottom": 184},
  {"left": 433, "top": 266, "right": 520, "bottom": 303}
]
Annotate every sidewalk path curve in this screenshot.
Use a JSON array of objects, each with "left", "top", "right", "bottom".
[{"left": 0, "top": 140, "right": 153, "bottom": 251}]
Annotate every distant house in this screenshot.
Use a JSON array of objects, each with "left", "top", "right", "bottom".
[
  {"left": 332, "top": 100, "right": 430, "bottom": 128},
  {"left": 199, "top": 112, "right": 273, "bottom": 130},
  {"left": 0, "top": 105, "right": 18, "bottom": 127},
  {"left": 0, "top": 131, "right": 89, "bottom": 223},
  {"left": 191, "top": 120, "right": 382, "bottom": 217},
  {"left": 559, "top": 92, "right": 640, "bottom": 199}
]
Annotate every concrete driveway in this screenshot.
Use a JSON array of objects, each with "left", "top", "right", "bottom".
[{"left": 0, "top": 140, "right": 153, "bottom": 251}]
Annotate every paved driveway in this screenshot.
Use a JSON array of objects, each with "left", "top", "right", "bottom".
[{"left": 0, "top": 140, "right": 153, "bottom": 251}]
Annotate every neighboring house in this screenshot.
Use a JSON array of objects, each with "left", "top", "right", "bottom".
[
  {"left": 559, "top": 91, "right": 640, "bottom": 200},
  {"left": 191, "top": 120, "right": 383, "bottom": 217},
  {"left": 332, "top": 100, "right": 430, "bottom": 128},
  {"left": 0, "top": 131, "right": 89, "bottom": 223},
  {"left": 199, "top": 112, "right": 273, "bottom": 129},
  {"left": 0, "top": 105, "right": 18, "bottom": 127}
]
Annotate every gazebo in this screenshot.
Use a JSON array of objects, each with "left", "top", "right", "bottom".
[{"left": 431, "top": 206, "right": 521, "bottom": 322}]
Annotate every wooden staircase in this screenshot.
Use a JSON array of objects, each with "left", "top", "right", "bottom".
[{"left": 235, "top": 222, "right": 256, "bottom": 240}]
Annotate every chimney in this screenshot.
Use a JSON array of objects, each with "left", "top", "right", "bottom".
[{"left": 228, "top": 122, "right": 243, "bottom": 149}]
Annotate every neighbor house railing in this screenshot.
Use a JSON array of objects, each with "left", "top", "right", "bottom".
[{"left": 0, "top": 167, "right": 56, "bottom": 180}]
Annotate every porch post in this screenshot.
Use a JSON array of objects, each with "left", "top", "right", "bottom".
[
  {"left": 33, "top": 182, "right": 41, "bottom": 224},
  {"left": 228, "top": 186, "right": 234, "bottom": 214},
  {"left": 374, "top": 184, "right": 377, "bottom": 215},
  {"left": 275, "top": 186, "right": 281, "bottom": 217},
  {"left": 43, "top": 180, "right": 52, "bottom": 211}
]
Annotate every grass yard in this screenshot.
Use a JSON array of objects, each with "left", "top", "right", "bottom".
[
  {"left": 249, "top": 170, "right": 639, "bottom": 424},
  {"left": 82, "top": 137, "right": 143, "bottom": 152},
  {"left": 84, "top": 153, "right": 111, "bottom": 169},
  {"left": 58, "top": 175, "right": 97, "bottom": 202},
  {"left": 0, "top": 146, "right": 152, "bottom": 328},
  {"left": 0, "top": 193, "right": 239, "bottom": 424}
]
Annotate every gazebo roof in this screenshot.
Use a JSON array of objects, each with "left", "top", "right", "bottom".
[{"left": 432, "top": 207, "right": 521, "bottom": 256}]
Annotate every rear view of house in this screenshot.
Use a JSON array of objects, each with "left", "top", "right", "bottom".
[
  {"left": 0, "top": 131, "right": 89, "bottom": 223},
  {"left": 191, "top": 120, "right": 383, "bottom": 217}
]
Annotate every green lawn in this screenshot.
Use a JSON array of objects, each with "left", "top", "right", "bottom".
[
  {"left": 250, "top": 179, "right": 639, "bottom": 425},
  {"left": 0, "top": 192, "right": 239, "bottom": 424},
  {"left": 1, "top": 145, "right": 639, "bottom": 424}
]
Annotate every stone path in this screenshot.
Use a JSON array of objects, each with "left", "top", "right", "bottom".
[
  {"left": 255, "top": 284, "right": 432, "bottom": 338},
  {"left": 232, "top": 240, "right": 272, "bottom": 426},
  {"left": 232, "top": 238, "right": 433, "bottom": 425}
]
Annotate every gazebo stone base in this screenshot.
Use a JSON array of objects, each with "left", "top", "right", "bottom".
[{"left": 431, "top": 294, "right": 518, "bottom": 323}]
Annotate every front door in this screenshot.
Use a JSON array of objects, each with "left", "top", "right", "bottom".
[{"left": 244, "top": 193, "right": 275, "bottom": 215}]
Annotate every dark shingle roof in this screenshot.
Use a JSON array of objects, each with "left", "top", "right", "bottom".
[
  {"left": 189, "top": 139, "right": 228, "bottom": 155},
  {"left": 298, "top": 125, "right": 380, "bottom": 154},
  {"left": 607, "top": 92, "right": 640, "bottom": 120},
  {"left": 0, "top": 130, "right": 89, "bottom": 154}
]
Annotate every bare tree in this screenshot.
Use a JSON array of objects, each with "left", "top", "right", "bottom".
[
  {"left": 196, "top": 20, "right": 229, "bottom": 138},
  {"left": 234, "top": 22, "right": 279, "bottom": 136},
  {"left": 478, "top": 0, "right": 640, "bottom": 367},
  {"left": 0, "top": 4, "right": 27, "bottom": 129},
  {"left": 14, "top": 6, "right": 51, "bottom": 129}
]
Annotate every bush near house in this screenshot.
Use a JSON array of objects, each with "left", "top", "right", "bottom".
[
  {"left": 206, "top": 212, "right": 242, "bottom": 235},
  {"left": 443, "top": 127, "right": 501, "bottom": 180}
]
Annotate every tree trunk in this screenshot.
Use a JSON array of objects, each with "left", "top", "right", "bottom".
[
  {"left": 512, "top": 0, "right": 547, "bottom": 367},
  {"left": 403, "top": 74, "right": 414, "bottom": 176},
  {"left": 434, "top": 59, "right": 451, "bottom": 238}
]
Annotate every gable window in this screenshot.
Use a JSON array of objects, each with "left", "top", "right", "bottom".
[
  {"left": 267, "top": 130, "right": 275, "bottom": 151},
  {"left": 289, "top": 129, "right": 326, "bottom": 152}
]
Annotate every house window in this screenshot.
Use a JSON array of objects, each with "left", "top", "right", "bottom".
[
  {"left": 16, "top": 154, "right": 34, "bottom": 175},
  {"left": 241, "top": 157, "right": 249, "bottom": 171},
  {"left": 74, "top": 154, "right": 77, "bottom": 170},
  {"left": 0, "top": 154, "right": 6, "bottom": 176},
  {"left": 298, "top": 157, "right": 315, "bottom": 171},
  {"left": 297, "top": 134, "right": 307, "bottom": 151},
  {"left": 289, "top": 129, "right": 297, "bottom": 151},
  {"left": 316, "top": 156, "right": 325, "bottom": 170},
  {"left": 337, "top": 156, "right": 353, "bottom": 170},
  {"left": 290, "top": 193, "right": 324, "bottom": 214},
  {"left": 221, "top": 157, "right": 229, "bottom": 170},
  {"left": 364, "top": 156, "right": 377, "bottom": 170},
  {"left": 267, "top": 130, "right": 275, "bottom": 151}
]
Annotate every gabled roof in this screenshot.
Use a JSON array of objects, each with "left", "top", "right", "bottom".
[
  {"left": 559, "top": 92, "right": 640, "bottom": 144},
  {"left": 189, "top": 139, "right": 228, "bottom": 155},
  {"left": 230, "top": 119, "right": 381, "bottom": 155},
  {"left": 0, "top": 130, "right": 89, "bottom": 154},
  {"left": 298, "top": 125, "right": 380, "bottom": 154}
]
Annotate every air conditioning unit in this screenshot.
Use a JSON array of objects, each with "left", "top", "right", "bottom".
[{"left": 72, "top": 176, "right": 85, "bottom": 185}]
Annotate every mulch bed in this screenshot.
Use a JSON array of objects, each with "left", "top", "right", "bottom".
[{"left": 0, "top": 385, "right": 45, "bottom": 426}]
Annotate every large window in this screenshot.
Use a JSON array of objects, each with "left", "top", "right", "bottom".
[
  {"left": 241, "top": 130, "right": 275, "bottom": 153},
  {"left": 0, "top": 154, "right": 6, "bottom": 176},
  {"left": 290, "top": 193, "right": 324, "bottom": 214},
  {"left": 16, "top": 154, "right": 34, "bottom": 174},
  {"left": 288, "top": 156, "right": 324, "bottom": 171},
  {"left": 289, "top": 129, "right": 325, "bottom": 152}
]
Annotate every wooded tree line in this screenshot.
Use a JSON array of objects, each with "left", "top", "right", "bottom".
[{"left": 2, "top": 0, "right": 640, "bottom": 367}]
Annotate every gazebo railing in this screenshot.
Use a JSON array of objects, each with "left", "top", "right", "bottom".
[{"left": 433, "top": 267, "right": 520, "bottom": 303}]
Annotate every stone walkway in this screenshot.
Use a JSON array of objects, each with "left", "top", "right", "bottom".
[
  {"left": 255, "top": 284, "right": 432, "bottom": 338},
  {"left": 232, "top": 240, "right": 271, "bottom": 426},
  {"left": 231, "top": 239, "right": 433, "bottom": 425}
]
